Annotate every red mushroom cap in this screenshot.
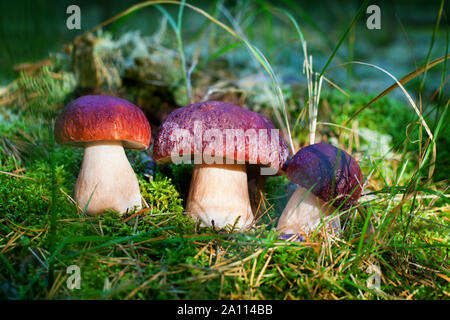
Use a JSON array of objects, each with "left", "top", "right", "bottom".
[
  {"left": 153, "top": 101, "right": 288, "bottom": 171},
  {"left": 54, "top": 95, "right": 151, "bottom": 150},
  {"left": 285, "top": 143, "right": 363, "bottom": 210}
]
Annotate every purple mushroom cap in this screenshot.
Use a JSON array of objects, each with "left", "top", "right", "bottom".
[
  {"left": 285, "top": 143, "right": 363, "bottom": 210},
  {"left": 153, "top": 101, "right": 288, "bottom": 171}
]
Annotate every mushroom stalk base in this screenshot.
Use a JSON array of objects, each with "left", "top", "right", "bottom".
[
  {"left": 276, "top": 186, "right": 341, "bottom": 236},
  {"left": 74, "top": 141, "right": 141, "bottom": 215},
  {"left": 186, "top": 164, "right": 254, "bottom": 230}
]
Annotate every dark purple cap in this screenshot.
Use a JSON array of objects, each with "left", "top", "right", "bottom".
[
  {"left": 285, "top": 143, "right": 362, "bottom": 210},
  {"left": 153, "top": 101, "right": 288, "bottom": 171}
]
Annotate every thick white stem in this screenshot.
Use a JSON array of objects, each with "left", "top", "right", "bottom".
[
  {"left": 186, "top": 163, "right": 254, "bottom": 230},
  {"left": 276, "top": 186, "right": 341, "bottom": 235},
  {"left": 74, "top": 141, "right": 141, "bottom": 215}
]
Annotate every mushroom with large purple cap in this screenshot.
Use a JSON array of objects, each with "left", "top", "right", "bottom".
[
  {"left": 153, "top": 101, "right": 289, "bottom": 230},
  {"left": 54, "top": 95, "right": 151, "bottom": 215},
  {"left": 276, "top": 143, "right": 362, "bottom": 238}
]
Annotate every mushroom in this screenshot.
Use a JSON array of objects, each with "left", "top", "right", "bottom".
[
  {"left": 54, "top": 95, "right": 151, "bottom": 215},
  {"left": 153, "top": 101, "right": 288, "bottom": 230},
  {"left": 276, "top": 143, "right": 362, "bottom": 238}
]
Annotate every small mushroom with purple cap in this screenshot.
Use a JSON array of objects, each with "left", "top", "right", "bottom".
[
  {"left": 276, "top": 143, "right": 362, "bottom": 238},
  {"left": 54, "top": 95, "right": 151, "bottom": 215},
  {"left": 153, "top": 101, "right": 288, "bottom": 230}
]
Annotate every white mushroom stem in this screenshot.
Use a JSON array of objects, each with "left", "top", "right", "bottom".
[
  {"left": 186, "top": 163, "right": 254, "bottom": 230},
  {"left": 276, "top": 186, "right": 341, "bottom": 236},
  {"left": 74, "top": 141, "right": 142, "bottom": 215}
]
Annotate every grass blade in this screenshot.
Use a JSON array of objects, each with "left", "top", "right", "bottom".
[
  {"left": 344, "top": 54, "right": 450, "bottom": 125},
  {"left": 318, "top": 0, "right": 369, "bottom": 77}
]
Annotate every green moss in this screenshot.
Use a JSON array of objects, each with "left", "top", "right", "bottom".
[
  {"left": 139, "top": 175, "right": 184, "bottom": 214},
  {"left": 0, "top": 155, "right": 77, "bottom": 226}
]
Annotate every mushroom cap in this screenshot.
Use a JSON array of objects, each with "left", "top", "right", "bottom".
[
  {"left": 285, "top": 143, "right": 362, "bottom": 210},
  {"left": 54, "top": 95, "right": 151, "bottom": 150},
  {"left": 153, "top": 101, "right": 288, "bottom": 171}
]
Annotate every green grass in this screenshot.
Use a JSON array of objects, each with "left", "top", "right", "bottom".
[{"left": 0, "top": 0, "right": 449, "bottom": 300}]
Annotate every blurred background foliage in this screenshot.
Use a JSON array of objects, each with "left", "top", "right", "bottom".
[{"left": 0, "top": 0, "right": 447, "bottom": 93}]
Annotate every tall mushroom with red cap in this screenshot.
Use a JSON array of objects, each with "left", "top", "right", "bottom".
[
  {"left": 276, "top": 143, "right": 362, "bottom": 239},
  {"left": 153, "top": 101, "right": 288, "bottom": 230},
  {"left": 54, "top": 95, "right": 151, "bottom": 215}
]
